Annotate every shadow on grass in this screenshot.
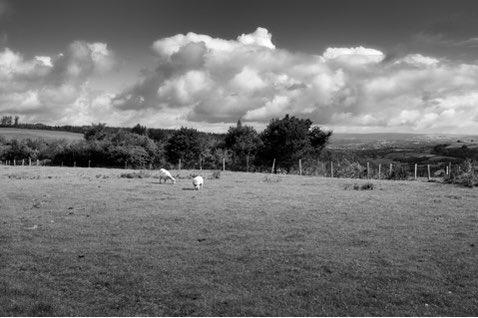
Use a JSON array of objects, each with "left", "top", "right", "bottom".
[{"left": 182, "top": 188, "right": 197, "bottom": 191}]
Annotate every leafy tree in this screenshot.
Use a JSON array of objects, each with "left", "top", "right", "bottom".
[
  {"left": 257, "top": 114, "right": 332, "bottom": 172},
  {"left": 131, "top": 123, "right": 148, "bottom": 136},
  {"left": 1, "top": 116, "right": 13, "bottom": 126},
  {"left": 308, "top": 126, "right": 333, "bottom": 156},
  {"left": 165, "top": 127, "right": 202, "bottom": 168},
  {"left": 3, "top": 139, "right": 38, "bottom": 160},
  {"left": 224, "top": 120, "right": 262, "bottom": 170},
  {"left": 84, "top": 123, "right": 107, "bottom": 141}
]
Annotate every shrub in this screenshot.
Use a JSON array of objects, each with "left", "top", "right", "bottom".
[{"left": 443, "top": 160, "right": 477, "bottom": 188}]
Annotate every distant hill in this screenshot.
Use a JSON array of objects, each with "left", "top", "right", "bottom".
[
  {"left": 329, "top": 133, "right": 478, "bottom": 149},
  {"left": 0, "top": 128, "right": 83, "bottom": 142}
]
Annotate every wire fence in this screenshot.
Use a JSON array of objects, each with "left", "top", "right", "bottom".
[{"left": 2, "top": 157, "right": 476, "bottom": 182}]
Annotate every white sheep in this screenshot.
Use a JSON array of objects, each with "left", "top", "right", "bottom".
[
  {"left": 158, "top": 168, "right": 176, "bottom": 184},
  {"left": 192, "top": 175, "right": 204, "bottom": 190}
]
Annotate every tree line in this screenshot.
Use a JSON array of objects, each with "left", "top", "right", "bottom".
[{"left": 0, "top": 115, "right": 332, "bottom": 171}]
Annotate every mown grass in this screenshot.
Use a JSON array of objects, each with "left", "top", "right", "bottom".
[{"left": 1, "top": 166, "right": 477, "bottom": 316}]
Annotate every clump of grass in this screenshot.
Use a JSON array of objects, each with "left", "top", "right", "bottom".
[
  {"left": 210, "top": 171, "right": 221, "bottom": 179},
  {"left": 261, "top": 175, "right": 282, "bottom": 183},
  {"left": 7, "top": 174, "right": 40, "bottom": 180},
  {"left": 120, "top": 171, "right": 151, "bottom": 179},
  {"left": 344, "top": 182, "right": 374, "bottom": 190}
]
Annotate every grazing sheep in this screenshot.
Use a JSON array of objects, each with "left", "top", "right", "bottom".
[
  {"left": 159, "top": 168, "right": 176, "bottom": 184},
  {"left": 192, "top": 175, "right": 204, "bottom": 190}
]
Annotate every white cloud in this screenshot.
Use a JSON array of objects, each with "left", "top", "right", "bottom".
[
  {"left": 322, "top": 46, "right": 385, "bottom": 65},
  {"left": 237, "top": 27, "right": 276, "bottom": 49},
  {"left": 111, "top": 29, "right": 478, "bottom": 134},
  {"left": 398, "top": 54, "right": 439, "bottom": 66},
  {"left": 2, "top": 28, "right": 478, "bottom": 134},
  {"left": 0, "top": 41, "right": 116, "bottom": 124}
]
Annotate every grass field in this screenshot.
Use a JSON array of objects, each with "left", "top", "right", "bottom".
[
  {"left": 0, "top": 128, "right": 83, "bottom": 141},
  {"left": 1, "top": 166, "right": 477, "bottom": 316}
]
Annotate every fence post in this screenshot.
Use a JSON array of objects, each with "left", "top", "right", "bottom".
[
  {"left": 61, "top": 161, "right": 64, "bottom": 168},
  {"left": 246, "top": 155, "right": 249, "bottom": 172},
  {"left": 88, "top": 160, "right": 91, "bottom": 168},
  {"left": 271, "top": 158, "right": 276, "bottom": 174},
  {"left": 29, "top": 158, "right": 31, "bottom": 166},
  {"left": 389, "top": 163, "right": 393, "bottom": 177},
  {"left": 427, "top": 164, "right": 431, "bottom": 181},
  {"left": 446, "top": 165, "right": 449, "bottom": 175},
  {"left": 22, "top": 159, "right": 24, "bottom": 166},
  {"left": 448, "top": 162, "right": 452, "bottom": 175},
  {"left": 178, "top": 159, "right": 181, "bottom": 170},
  {"left": 367, "top": 162, "right": 370, "bottom": 179},
  {"left": 125, "top": 161, "right": 127, "bottom": 169},
  {"left": 222, "top": 158, "right": 226, "bottom": 172},
  {"left": 13, "top": 160, "right": 16, "bottom": 166},
  {"left": 330, "top": 161, "right": 334, "bottom": 178},
  {"left": 74, "top": 161, "right": 76, "bottom": 168},
  {"left": 378, "top": 163, "right": 381, "bottom": 179},
  {"left": 199, "top": 156, "right": 202, "bottom": 171},
  {"left": 299, "top": 159, "right": 302, "bottom": 176},
  {"left": 414, "top": 163, "right": 418, "bottom": 180}
]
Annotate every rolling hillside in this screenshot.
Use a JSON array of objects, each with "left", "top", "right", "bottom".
[{"left": 0, "top": 128, "right": 83, "bottom": 142}]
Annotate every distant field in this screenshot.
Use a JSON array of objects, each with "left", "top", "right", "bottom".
[
  {"left": 0, "top": 128, "right": 83, "bottom": 141},
  {"left": 1, "top": 167, "right": 477, "bottom": 316}
]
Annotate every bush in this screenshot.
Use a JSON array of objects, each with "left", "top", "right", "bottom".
[{"left": 443, "top": 160, "right": 477, "bottom": 188}]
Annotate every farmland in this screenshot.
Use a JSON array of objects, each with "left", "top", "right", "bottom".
[
  {"left": 0, "top": 128, "right": 83, "bottom": 142},
  {"left": 1, "top": 166, "right": 477, "bottom": 316}
]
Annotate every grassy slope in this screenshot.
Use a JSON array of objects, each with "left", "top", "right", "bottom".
[
  {"left": 1, "top": 167, "right": 477, "bottom": 316},
  {"left": 0, "top": 128, "right": 83, "bottom": 141}
]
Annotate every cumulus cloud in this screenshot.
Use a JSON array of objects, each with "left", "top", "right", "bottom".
[
  {"left": 111, "top": 27, "right": 478, "bottom": 133},
  {"left": 0, "top": 41, "right": 116, "bottom": 124},
  {"left": 3, "top": 27, "right": 478, "bottom": 134}
]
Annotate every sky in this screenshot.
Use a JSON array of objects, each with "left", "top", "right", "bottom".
[{"left": 1, "top": 0, "right": 478, "bottom": 134}]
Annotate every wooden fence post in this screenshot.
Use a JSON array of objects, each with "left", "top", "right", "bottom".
[
  {"left": 88, "top": 160, "right": 91, "bottom": 168},
  {"left": 271, "top": 158, "right": 276, "bottom": 174},
  {"left": 299, "top": 159, "right": 302, "bottom": 176},
  {"left": 199, "top": 156, "right": 202, "bottom": 171},
  {"left": 427, "top": 164, "right": 431, "bottom": 181},
  {"left": 378, "top": 163, "right": 381, "bottom": 179},
  {"left": 414, "top": 163, "right": 418, "bottom": 180},
  {"left": 13, "top": 160, "right": 16, "bottom": 166},
  {"left": 222, "top": 158, "right": 226, "bottom": 172},
  {"left": 61, "top": 161, "right": 64, "bottom": 168},
  {"left": 389, "top": 163, "right": 393, "bottom": 177},
  {"left": 29, "top": 158, "right": 31, "bottom": 166},
  {"left": 330, "top": 161, "right": 334, "bottom": 178},
  {"left": 74, "top": 161, "right": 76, "bottom": 168},
  {"left": 367, "top": 162, "right": 370, "bottom": 179},
  {"left": 448, "top": 162, "right": 452, "bottom": 175},
  {"left": 446, "top": 165, "right": 449, "bottom": 175},
  {"left": 246, "top": 155, "right": 249, "bottom": 172},
  {"left": 178, "top": 159, "right": 181, "bottom": 170}
]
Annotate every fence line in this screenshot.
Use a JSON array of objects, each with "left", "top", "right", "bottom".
[{"left": 0, "top": 157, "right": 475, "bottom": 182}]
